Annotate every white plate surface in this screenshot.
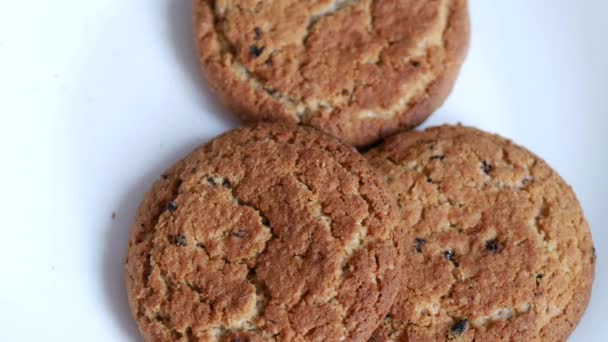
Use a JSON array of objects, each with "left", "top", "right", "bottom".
[{"left": 0, "top": 0, "right": 606, "bottom": 340}]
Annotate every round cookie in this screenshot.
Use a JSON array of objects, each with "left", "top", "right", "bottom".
[
  {"left": 365, "top": 125, "right": 595, "bottom": 341},
  {"left": 125, "top": 123, "right": 404, "bottom": 341},
  {"left": 193, "top": 0, "right": 470, "bottom": 147}
]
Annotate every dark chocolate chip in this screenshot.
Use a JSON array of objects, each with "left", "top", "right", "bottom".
[
  {"left": 166, "top": 201, "right": 178, "bottom": 212},
  {"left": 174, "top": 234, "right": 187, "bottom": 247},
  {"left": 231, "top": 230, "right": 247, "bottom": 238},
  {"left": 265, "top": 57, "right": 273, "bottom": 66},
  {"left": 415, "top": 238, "right": 427, "bottom": 253},
  {"left": 427, "top": 178, "right": 433, "bottom": 183},
  {"left": 190, "top": 167, "right": 197, "bottom": 174},
  {"left": 250, "top": 45, "right": 264, "bottom": 57},
  {"left": 536, "top": 273, "right": 543, "bottom": 285},
  {"left": 411, "top": 60, "right": 421, "bottom": 68},
  {"left": 444, "top": 250, "right": 455, "bottom": 262},
  {"left": 486, "top": 239, "right": 500, "bottom": 253},
  {"left": 222, "top": 179, "right": 231, "bottom": 188},
  {"left": 450, "top": 319, "right": 468, "bottom": 337},
  {"left": 161, "top": 174, "right": 169, "bottom": 180},
  {"left": 444, "top": 250, "right": 459, "bottom": 267},
  {"left": 481, "top": 160, "right": 492, "bottom": 175},
  {"left": 254, "top": 27, "right": 263, "bottom": 39},
  {"left": 430, "top": 155, "right": 445, "bottom": 161}
]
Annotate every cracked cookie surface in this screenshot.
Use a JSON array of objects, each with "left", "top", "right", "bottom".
[
  {"left": 365, "top": 125, "right": 595, "bottom": 341},
  {"left": 193, "top": 0, "right": 469, "bottom": 147},
  {"left": 125, "top": 123, "right": 404, "bottom": 341}
]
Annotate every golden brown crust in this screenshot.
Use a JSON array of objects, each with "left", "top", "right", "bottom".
[
  {"left": 193, "top": 0, "right": 470, "bottom": 147},
  {"left": 125, "top": 123, "right": 404, "bottom": 341},
  {"left": 365, "top": 125, "right": 595, "bottom": 341}
]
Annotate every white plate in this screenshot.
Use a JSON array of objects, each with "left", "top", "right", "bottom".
[{"left": 0, "top": 0, "right": 606, "bottom": 340}]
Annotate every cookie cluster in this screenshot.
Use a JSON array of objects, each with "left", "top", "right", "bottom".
[{"left": 125, "top": 1, "right": 595, "bottom": 341}]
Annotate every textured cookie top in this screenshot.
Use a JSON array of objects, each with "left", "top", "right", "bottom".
[
  {"left": 194, "top": 0, "right": 469, "bottom": 146},
  {"left": 125, "top": 123, "right": 404, "bottom": 342},
  {"left": 365, "top": 125, "right": 595, "bottom": 341}
]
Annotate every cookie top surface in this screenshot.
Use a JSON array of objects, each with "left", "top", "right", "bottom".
[
  {"left": 365, "top": 125, "right": 595, "bottom": 341},
  {"left": 125, "top": 123, "right": 404, "bottom": 342},
  {"left": 194, "top": 0, "right": 469, "bottom": 147}
]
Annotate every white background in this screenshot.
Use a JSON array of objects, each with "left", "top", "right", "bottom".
[{"left": 0, "top": 0, "right": 606, "bottom": 340}]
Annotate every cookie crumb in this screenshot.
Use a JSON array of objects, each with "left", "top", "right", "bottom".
[
  {"left": 415, "top": 238, "right": 427, "bottom": 253},
  {"left": 111, "top": 212, "right": 117, "bottom": 220},
  {"left": 174, "top": 234, "right": 187, "bottom": 247},
  {"left": 191, "top": 167, "right": 197, "bottom": 174},
  {"left": 161, "top": 174, "right": 169, "bottom": 180}
]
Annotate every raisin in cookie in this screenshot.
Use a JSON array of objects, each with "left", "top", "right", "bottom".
[
  {"left": 193, "top": 0, "right": 470, "bottom": 147},
  {"left": 125, "top": 123, "right": 404, "bottom": 341},
  {"left": 365, "top": 125, "right": 595, "bottom": 341}
]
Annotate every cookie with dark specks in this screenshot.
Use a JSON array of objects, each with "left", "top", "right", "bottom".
[
  {"left": 125, "top": 123, "right": 404, "bottom": 341},
  {"left": 193, "top": 0, "right": 470, "bottom": 147},
  {"left": 365, "top": 125, "right": 595, "bottom": 341}
]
